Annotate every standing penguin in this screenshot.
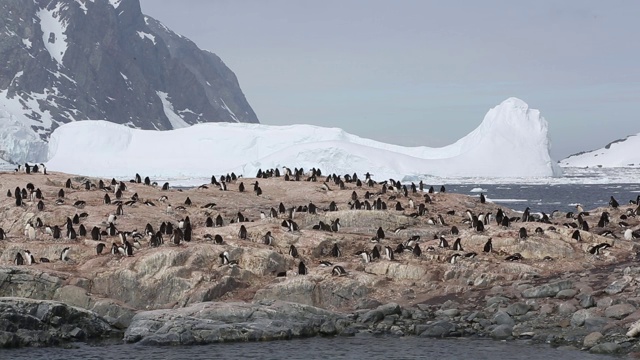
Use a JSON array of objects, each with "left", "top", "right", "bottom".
[{"left": 298, "top": 261, "right": 307, "bottom": 275}]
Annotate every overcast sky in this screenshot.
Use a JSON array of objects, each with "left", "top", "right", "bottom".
[{"left": 139, "top": 0, "right": 640, "bottom": 159}]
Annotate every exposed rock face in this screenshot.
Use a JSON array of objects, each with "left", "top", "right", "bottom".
[
  {"left": 124, "top": 300, "right": 348, "bottom": 345},
  {"left": 0, "top": 0, "right": 258, "bottom": 164},
  {"left": 0, "top": 297, "right": 117, "bottom": 347}
]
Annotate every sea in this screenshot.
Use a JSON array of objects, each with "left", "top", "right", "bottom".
[
  {"left": 1, "top": 167, "right": 637, "bottom": 359},
  {"left": 0, "top": 336, "right": 616, "bottom": 360}
]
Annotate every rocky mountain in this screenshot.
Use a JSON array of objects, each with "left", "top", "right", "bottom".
[{"left": 0, "top": 0, "right": 258, "bottom": 164}]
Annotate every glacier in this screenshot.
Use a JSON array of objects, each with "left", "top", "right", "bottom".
[
  {"left": 44, "top": 97, "right": 562, "bottom": 181},
  {"left": 560, "top": 134, "right": 640, "bottom": 168}
]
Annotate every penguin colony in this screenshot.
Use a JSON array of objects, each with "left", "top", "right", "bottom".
[{"left": 1, "top": 165, "right": 639, "bottom": 304}]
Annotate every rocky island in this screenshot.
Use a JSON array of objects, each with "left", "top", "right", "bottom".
[{"left": 1, "top": 168, "right": 639, "bottom": 356}]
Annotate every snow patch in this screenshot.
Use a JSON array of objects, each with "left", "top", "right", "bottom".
[
  {"left": 137, "top": 31, "right": 156, "bottom": 45},
  {"left": 156, "top": 91, "right": 190, "bottom": 129},
  {"left": 22, "top": 38, "right": 32, "bottom": 49},
  {"left": 36, "top": 2, "right": 69, "bottom": 66}
]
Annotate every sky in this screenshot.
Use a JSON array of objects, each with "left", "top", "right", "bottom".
[{"left": 139, "top": 0, "right": 640, "bottom": 160}]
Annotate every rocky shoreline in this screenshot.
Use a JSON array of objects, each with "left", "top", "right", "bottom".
[{"left": 1, "top": 170, "right": 640, "bottom": 355}]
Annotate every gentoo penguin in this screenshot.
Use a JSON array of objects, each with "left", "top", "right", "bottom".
[
  {"left": 451, "top": 226, "right": 459, "bottom": 235},
  {"left": 40, "top": 257, "right": 50, "bottom": 263},
  {"left": 124, "top": 240, "right": 134, "bottom": 256},
  {"left": 480, "top": 193, "right": 486, "bottom": 204},
  {"left": 319, "top": 260, "right": 333, "bottom": 267},
  {"left": 0, "top": 227, "right": 6, "bottom": 240},
  {"left": 321, "top": 182, "right": 332, "bottom": 191},
  {"left": 60, "top": 247, "right": 70, "bottom": 261},
  {"left": 238, "top": 182, "right": 245, "bottom": 192},
  {"left": 14, "top": 252, "right": 25, "bottom": 265},
  {"left": 330, "top": 218, "right": 341, "bottom": 232},
  {"left": 518, "top": 227, "right": 528, "bottom": 239},
  {"left": 214, "top": 234, "right": 224, "bottom": 244},
  {"left": 371, "top": 246, "right": 381, "bottom": 260},
  {"left": 289, "top": 244, "right": 299, "bottom": 258},
  {"left": 162, "top": 182, "right": 170, "bottom": 191},
  {"left": 219, "top": 251, "right": 238, "bottom": 266},
  {"left": 384, "top": 246, "right": 394, "bottom": 260},
  {"left": 376, "top": 227, "right": 385, "bottom": 240},
  {"left": 571, "top": 230, "right": 582, "bottom": 242},
  {"left": 26, "top": 223, "right": 36, "bottom": 240},
  {"left": 505, "top": 253, "right": 523, "bottom": 261},
  {"left": 96, "top": 243, "right": 106, "bottom": 255},
  {"left": 238, "top": 225, "right": 248, "bottom": 240},
  {"left": 439, "top": 236, "right": 449, "bottom": 248},
  {"left": 215, "top": 215, "right": 224, "bottom": 227},
  {"left": 298, "top": 261, "right": 307, "bottom": 275},
  {"left": 65, "top": 178, "right": 72, "bottom": 189},
  {"left": 360, "top": 251, "right": 371, "bottom": 263},
  {"left": 24, "top": 250, "right": 36, "bottom": 265},
  {"left": 412, "top": 244, "right": 422, "bottom": 257},
  {"left": 332, "top": 265, "right": 347, "bottom": 276},
  {"left": 91, "top": 226, "right": 101, "bottom": 241},
  {"left": 452, "top": 238, "right": 463, "bottom": 251},
  {"left": 609, "top": 196, "right": 619, "bottom": 209},
  {"left": 448, "top": 253, "right": 462, "bottom": 264},
  {"left": 483, "top": 238, "right": 493, "bottom": 253},
  {"left": 172, "top": 229, "right": 183, "bottom": 245},
  {"left": 331, "top": 243, "right": 342, "bottom": 257},
  {"left": 588, "top": 243, "right": 612, "bottom": 255},
  {"left": 263, "top": 231, "right": 275, "bottom": 246}
]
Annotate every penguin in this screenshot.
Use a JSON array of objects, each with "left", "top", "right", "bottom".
[
  {"left": 588, "top": 243, "right": 612, "bottom": 255},
  {"left": 26, "top": 224, "right": 36, "bottom": 240},
  {"left": 40, "top": 258, "right": 50, "bottom": 263},
  {"left": 238, "top": 182, "right": 245, "bottom": 192},
  {"left": 452, "top": 238, "right": 463, "bottom": 251},
  {"left": 289, "top": 244, "right": 299, "bottom": 258},
  {"left": 571, "top": 230, "right": 582, "bottom": 242},
  {"left": 96, "top": 243, "right": 106, "bottom": 255},
  {"left": 162, "top": 182, "right": 170, "bottom": 191},
  {"left": 384, "top": 246, "right": 394, "bottom": 260},
  {"left": 238, "top": 225, "right": 248, "bottom": 239},
  {"left": 14, "top": 252, "right": 25, "bottom": 265},
  {"left": 448, "top": 253, "right": 462, "bottom": 264},
  {"left": 298, "top": 261, "right": 307, "bottom": 275},
  {"left": 24, "top": 250, "right": 36, "bottom": 265},
  {"left": 376, "top": 227, "right": 385, "bottom": 240},
  {"left": 505, "top": 253, "right": 523, "bottom": 261},
  {"left": 450, "top": 226, "right": 459, "bottom": 235},
  {"left": 519, "top": 227, "right": 528, "bottom": 239},
  {"left": 172, "top": 229, "right": 183, "bottom": 245},
  {"left": 60, "top": 247, "right": 70, "bottom": 261},
  {"left": 37, "top": 200, "right": 44, "bottom": 211},
  {"left": 412, "top": 244, "right": 422, "bottom": 257},
  {"left": 480, "top": 193, "right": 486, "bottom": 204},
  {"left": 610, "top": 196, "right": 619, "bottom": 209},
  {"left": 263, "top": 231, "right": 275, "bottom": 246},
  {"left": 439, "top": 235, "right": 449, "bottom": 248},
  {"left": 319, "top": 260, "right": 333, "bottom": 267},
  {"left": 330, "top": 218, "right": 341, "bottom": 232},
  {"left": 205, "top": 217, "right": 214, "bottom": 227},
  {"left": 124, "top": 240, "right": 134, "bottom": 256},
  {"left": 331, "top": 243, "right": 342, "bottom": 257},
  {"left": 219, "top": 251, "right": 238, "bottom": 266},
  {"left": 215, "top": 214, "right": 224, "bottom": 227},
  {"left": 371, "top": 245, "right": 380, "bottom": 260},
  {"left": 360, "top": 251, "right": 372, "bottom": 263},
  {"left": 475, "top": 221, "right": 485, "bottom": 232},
  {"left": 483, "top": 238, "right": 493, "bottom": 253},
  {"left": 91, "top": 226, "right": 101, "bottom": 241},
  {"left": 332, "top": 265, "right": 347, "bottom": 276},
  {"left": 214, "top": 234, "right": 224, "bottom": 244}
]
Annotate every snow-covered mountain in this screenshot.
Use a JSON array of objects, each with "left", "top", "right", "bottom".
[
  {"left": 560, "top": 134, "right": 640, "bottom": 168},
  {"left": 46, "top": 97, "right": 562, "bottom": 180},
  {"left": 0, "top": 0, "right": 258, "bottom": 164}
]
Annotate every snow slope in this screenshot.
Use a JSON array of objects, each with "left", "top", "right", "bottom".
[
  {"left": 560, "top": 134, "right": 640, "bottom": 168},
  {"left": 45, "top": 98, "right": 561, "bottom": 181}
]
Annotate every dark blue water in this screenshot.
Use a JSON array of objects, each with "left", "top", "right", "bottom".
[
  {"left": 0, "top": 336, "right": 614, "bottom": 359},
  {"left": 448, "top": 183, "right": 640, "bottom": 214}
]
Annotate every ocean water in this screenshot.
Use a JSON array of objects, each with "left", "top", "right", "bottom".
[
  {"left": 449, "top": 183, "right": 640, "bottom": 215},
  {"left": 0, "top": 336, "right": 615, "bottom": 360}
]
